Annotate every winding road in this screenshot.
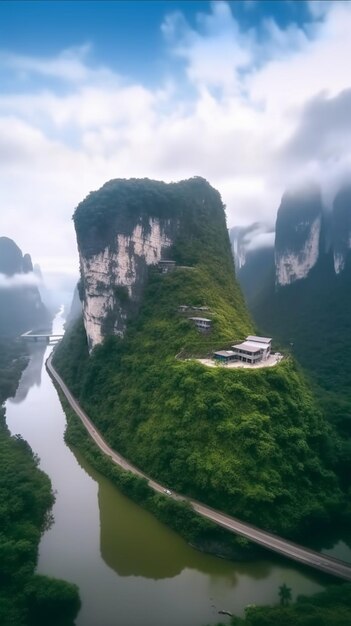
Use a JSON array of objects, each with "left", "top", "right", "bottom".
[{"left": 47, "top": 354, "right": 351, "bottom": 582}]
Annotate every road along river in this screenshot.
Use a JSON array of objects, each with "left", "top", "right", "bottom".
[{"left": 5, "top": 308, "right": 351, "bottom": 626}]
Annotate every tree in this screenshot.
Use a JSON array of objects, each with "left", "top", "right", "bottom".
[{"left": 279, "top": 583, "right": 292, "bottom": 607}]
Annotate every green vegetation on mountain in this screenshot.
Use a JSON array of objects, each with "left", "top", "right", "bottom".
[
  {"left": 60, "top": 391, "right": 254, "bottom": 560},
  {"left": 0, "top": 340, "right": 80, "bottom": 626},
  {"left": 211, "top": 582, "right": 351, "bottom": 626},
  {"left": 0, "top": 339, "right": 28, "bottom": 400},
  {"left": 54, "top": 177, "right": 345, "bottom": 543},
  {"left": 252, "top": 251, "right": 351, "bottom": 493}
]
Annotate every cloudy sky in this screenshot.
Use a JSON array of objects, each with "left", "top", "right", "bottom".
[{"left": 1, "top": 0, "right": 350, "bottom": 280}]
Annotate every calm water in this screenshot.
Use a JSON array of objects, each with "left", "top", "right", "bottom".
[{"left": 5, "top": 309, "right": 348, "bottom": 626}]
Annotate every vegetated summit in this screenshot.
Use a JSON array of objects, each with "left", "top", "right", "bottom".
[{"left": 54, "top": 177, "right": 344, "bottom": 542}]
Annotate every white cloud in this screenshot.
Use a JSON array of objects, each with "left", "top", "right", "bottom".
[
  {"left": 306, "top": 1, "right": 334, "bottom": 19},
  {"left": 245, "top": 230, "right": 275, "bottom": 251},
  {"left": 0, "top": 272, "right": 41, "bottom": 289},
  {"left": 1, "top": 0, "right": 351, "bottom": 280},
  {"left": 162, "top": 1, "right": 254, "bottom": 94},
  {"left": 0, "top": 44, "right": 114, "bottom": 84}
]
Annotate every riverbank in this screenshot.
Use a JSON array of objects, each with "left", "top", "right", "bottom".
[
  {"left": 58, "top": 388, "right": 259, "bottom": 563},
  {"left": 214, "top": 582, "right": 351, "bottom": 626},
  {"left": 48, "top": 358, "right": 351, "bottom": 583},
  {"left": 0, "top": 337, "right": 80, "bottom": 626},
  {"left": 6, "top": 309, "right": 340, "bottom": 626}
]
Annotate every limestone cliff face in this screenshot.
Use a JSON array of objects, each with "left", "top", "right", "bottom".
[
  {"left": 274, "top": 183, "right": 351, "bottom": 285},
  {"left": 274, "top": 186, "right": 323, "bottom": 287},
  {"left": 74, "top": 177, "right": 224, "bottom": 349},
  {"left": 79, "top": 218, "right": 174, "bottom": 348},
  {"left": 231, "top": 181, "right": 351, "bottom": 309},
  {"left": 275, "top": 215, "right": 322, "bottom": 286}
]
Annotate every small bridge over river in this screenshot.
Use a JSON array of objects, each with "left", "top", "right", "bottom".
[{"left": 21, "top": 330, "right": 64, "bottom": 344}]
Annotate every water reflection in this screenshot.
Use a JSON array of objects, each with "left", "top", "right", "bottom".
[
  {"left": 72, "top": 446, "right": 326, "bottom": 588},
  {"left": 323, "top": 538, "right": 351, "bottom": 564},
  {"left": 71, "top": 447, "right": 239, "bottom": 581},
  {"left": 9, "top": 342, "right": 47, "bottom": 403},
  {"left": 4, "top": 307, "right": 343, "bottom": 626}
]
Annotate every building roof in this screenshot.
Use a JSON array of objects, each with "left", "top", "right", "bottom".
[
  {"left": 246, "top": 335, "right": 272, "bottom": 344},
  {"left": 246, "top": 341, "right": 271, "bottom": 350},
  {"left": 214, "top": 350, "right": 235, "bottom": 358},
  {"left": 232, "top": 342, "right": 262, "bottom": 354},
  {"left": 189, "top": 317, "right": 211, "bottom": 323}
]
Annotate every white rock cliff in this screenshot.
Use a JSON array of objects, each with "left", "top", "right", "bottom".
[
  {"left": 80, "top": 218, "right": 172, "bottom": 349},
  {"left": 275, "top": 216, "right": 322, "bottom": 286}
]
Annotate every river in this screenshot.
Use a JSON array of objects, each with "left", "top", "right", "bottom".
[{"left": 5, "top": 308, "right": 350, "bottom": 626}]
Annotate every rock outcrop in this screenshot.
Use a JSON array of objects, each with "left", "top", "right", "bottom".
[
  {"left": 274, "top": 185, "right": 323, "bottom": 286},
  {"left": 74, "top": 177, "right": 225, "bottom": 349},
  {"left": 233, "top": 182, "right": 351, "bottom": 291},
  {"left": 79, "top": 219, "right": 173, "bottom": 347}
]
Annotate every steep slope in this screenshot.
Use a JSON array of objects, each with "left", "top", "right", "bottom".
[
  {"left": 275, "top": 184, "right": 323, "bottom": 286},
  {"left": 74, "top": 177, "right": 249, "bottom": 348},
  {"left": 64, "top": 284, "right": 82, "bottom": 330},
  {"left": 0, "top": 237, "right": 50, "bottom": 336},
  {"left": 246, "top": 184, "right": 351, "bottom": 440},
  {"left": 253, "top": 251, "right": 351, "bottom": 435},
  {"left": 54, "top": 177, "right": 343, "bottom": 541}
]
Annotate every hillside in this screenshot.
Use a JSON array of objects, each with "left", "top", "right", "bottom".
[
  {"left": 233, "top": 185, "right": 351, "bottom": 451},
  {"left": 54, "top": 177, "right": 344, "bottom": 541},
  {"left": 0, "top": 237, "right": 50, "bottom": 337},
  {"left": 252, "top": 251, "right": 351, "bottom": 440}
]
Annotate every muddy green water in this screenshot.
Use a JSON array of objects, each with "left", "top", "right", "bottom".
[{"left": 5, "top": 309, "right": 349, "bottom": 626}]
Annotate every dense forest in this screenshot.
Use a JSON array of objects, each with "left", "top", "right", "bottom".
[
  {"left": 54, "top": 177, "right": 347, "bottom": 545},
  {"left": 250, "top": 251, "right": 351, "bottom": 497},
  {"left": 61, "top": 392, "right": 255, "bottom": 560},
  {"left": 0, "top": 339, "right": 80, "bottom": 626},
  {"left": 212, "top": 582, "right": 351, "bottom": 626},
  {"left": 252, "top": 251, "right": 351, "bottom": 434}
]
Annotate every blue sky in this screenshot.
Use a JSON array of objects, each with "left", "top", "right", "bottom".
[
  {"left": 0, "top": 1, "right": 316, "bottom": 84},
  {"left": 0, "top": 0, "right": 350, "bottom": 277}
]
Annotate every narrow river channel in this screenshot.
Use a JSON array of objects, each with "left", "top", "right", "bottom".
[{"left": 5, "top": 308, "right": 350, "bottom": 626}]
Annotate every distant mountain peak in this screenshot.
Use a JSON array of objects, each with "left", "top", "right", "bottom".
[
  {"left": 0, "top": 236, "right": 50, "bottom": 336},
  {"left": 275, "top": 185, "right": 323, "bottom": 286},
  {"left": 0, "top": 236, "right": 24, "bottom": 276}
]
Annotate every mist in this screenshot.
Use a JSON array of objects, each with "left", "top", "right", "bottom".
[{"left": 0, "top": 271, "right": 41, "bottom": 289}]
